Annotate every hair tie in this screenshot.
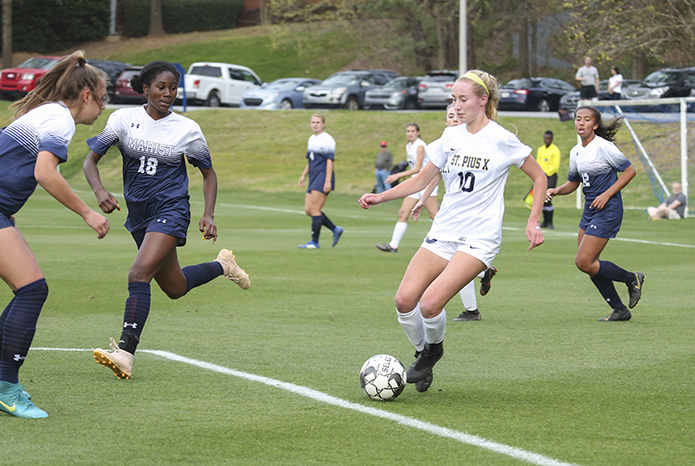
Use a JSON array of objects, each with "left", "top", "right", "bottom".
[{"left": 462, "top": 72, "right": 489, "bottom": 96}]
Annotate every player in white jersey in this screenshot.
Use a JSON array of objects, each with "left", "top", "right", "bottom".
[
  {"left": 359, "top": 70, "right": 546, "bottom": 392},
  {"left": 84, "top": 61, "right": 250, "bottom": 381},
  {"left": 0, "top": 52, "right": 110, "bottom": 418},
  {"left": 411, "top": 104, "right": 498, "bottom": 326},
  {"left": 297, "top": 113, "right": 343, "bottom": 249},
  {"left": 375, "top": 122, "right": 438, "bottom": 253},
  {"left": 546, "top": 106, "right": 643, "bottom": 322}
]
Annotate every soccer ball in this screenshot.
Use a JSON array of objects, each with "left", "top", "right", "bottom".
[{"left": 359, "top": 354, "right": 407, "bottom": 401}]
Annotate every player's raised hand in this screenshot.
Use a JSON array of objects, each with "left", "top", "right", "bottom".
[{"left": 359, "top": 192, "right": 382, "bottom": 209}]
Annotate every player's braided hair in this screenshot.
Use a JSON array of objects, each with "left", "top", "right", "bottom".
[
  {"left": 131, "top": 61, "right": 180, "bottom": 95},
  {"left": 10, "top": 50, "right": 106, "bottom": 118}
]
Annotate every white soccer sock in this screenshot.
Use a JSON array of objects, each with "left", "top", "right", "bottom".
[
  {"left": 423, "top": 309, "right": 447, "bottom": 344},
  {"left": 458, "top": 281, "right": 477, "bottom": 311},
  {"left": 396, "top": 305, "right": 425, "bottom": 352},
  {"left": 477, "top": 270, "right": 486, "bottom": 279},
  {"left": 390, "top": 221, "right": 408, "bottom": 249}
]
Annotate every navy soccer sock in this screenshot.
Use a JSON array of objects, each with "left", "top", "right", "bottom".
[
  {"left": 595, "top": 261, "right": 633, "bottom": 284},
  {"left": 321, "top": 212, "right": 336, "bottom": 231},
  {"left": 0, "top": 279, "right": 48, "bottom": 384},
  {"left": 182, "top": 262, "right": 223, "bottom": 295},
  {"left": 0, "top": 297, "right": 14, "bottom": 351},
  {"left": 590, "top": 275, "right": 626, "bottom": 310},
  {"left": 119, "top": 281, "right": 151, "bottom": 354},
  {"left": 311, "top": 215, "right": 322, "bottom": 243}
]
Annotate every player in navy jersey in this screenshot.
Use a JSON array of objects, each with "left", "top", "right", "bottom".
[
  {"left": 297, "top": 113, "right": 343, "bottom": 249},
  {"left": 359, "top": 70, "right": 546, "bottom": 392},
  {"left": 546, "top": 106, "right": 644, "bottom": 322},
  {"left": 83, "top": 61, "right": 250, "bottom": 380},
  {"left": 0, "top": 51, "right": 110, "bottom": 418}
]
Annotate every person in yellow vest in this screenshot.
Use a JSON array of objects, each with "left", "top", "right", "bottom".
[{"left": 537, "top": 130, "right": 561, "bottom": 228}]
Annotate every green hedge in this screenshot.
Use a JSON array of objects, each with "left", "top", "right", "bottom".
[
  {"left": 120, "top": 0, "right": 244, "bottom": 37},
  {"left": 0, "top": 0, "right": 243, "bottom": 54},
  {"left": 1, "top": 0, "right": 109, "bottom": 53}
]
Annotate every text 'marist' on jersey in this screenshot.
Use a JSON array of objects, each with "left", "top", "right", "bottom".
[{"left": 87, "top": 106, "right": 212, "bottom": 232}]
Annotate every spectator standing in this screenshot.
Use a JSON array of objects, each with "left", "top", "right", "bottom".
[
  {"left": 537, "top": 130, "right": 561, "bottom": 229},
  {"left": 647, "top": 182, "right": 687, "bottom": 220},
  {"left": 576, "top": 56, "right": 599, "bottom": 100},
  {"left": 608, "top": 67, "right": 623, "bottom": 100},
  {"left": 375, "top": 141, "right": 393, "bottom": 193}
]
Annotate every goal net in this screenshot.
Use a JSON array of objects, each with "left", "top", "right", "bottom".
[{"left": 578, "top": 97, "right": 694, "bottom": 217}]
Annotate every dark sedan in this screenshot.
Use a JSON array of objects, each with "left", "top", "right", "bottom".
[{"left": 498, "top": 77, "right": 576, "bottom": 112}]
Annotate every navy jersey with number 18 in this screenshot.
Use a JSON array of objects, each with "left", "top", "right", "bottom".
[{"left": 87, "top": 106, "right": 212, "bottom": 233}]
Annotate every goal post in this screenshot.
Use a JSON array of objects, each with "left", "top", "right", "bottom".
[{"left": 577, "top": 97, "right": 694, "bottom": 217}]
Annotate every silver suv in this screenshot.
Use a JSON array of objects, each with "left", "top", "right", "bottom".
[
  {"left": 303, "top": 69, "right": 398, "bottom": 110},
  {"left": 417, "top": 70, "right": 458, "bottom": 109}
]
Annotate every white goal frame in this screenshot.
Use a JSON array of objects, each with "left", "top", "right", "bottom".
[{"left": 577, "top": 97, "right": 694, "bottom": 217}]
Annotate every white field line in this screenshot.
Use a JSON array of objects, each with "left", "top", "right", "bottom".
[
  {"left": 33, "top": 347, "right": 579, "bottom": 466},
  {"left": 58, "top": 189, "right": 694, "bottom": 249}
]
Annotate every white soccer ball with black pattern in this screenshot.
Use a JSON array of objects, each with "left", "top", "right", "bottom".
[{"left": 359, "top": 354, "right": 407, "bottom": 401}]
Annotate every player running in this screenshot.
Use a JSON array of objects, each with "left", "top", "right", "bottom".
[
  {"left": 84, "top": 60, "right": 250, "bottom": 380},
  {"left": 546, "top": 106, "right": 644, "bottom": 321},
  {"left": 0, "top": 52, "right": 110, "bottom": 418},
  {"left": 359, "top": 70, "right": 546, "bottom": 392}
]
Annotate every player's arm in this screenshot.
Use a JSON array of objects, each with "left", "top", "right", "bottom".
[
  {"left": 519, "top": 156, "right": 546, "bottom": 250},
  {"left": 298, "top": 162, "right": 309, "bottom": 187},
  {"left": 386, "top": 145, "right": 424, "bottom": 184},
  {"left": 590, "top": 164, "right": 636, "bottom": 210},
  {"left": 83, "top": 150, "right": 120, "bottom": 213},
  {"left": 36, "top": 150, "right": 109, "bottom": 239},
  {"left": 411, "top": 172, "right": 442, "bottom": 221},
  {"left": 547, "top": 180, "right": 580, "bottom": 199},
  {"left": 360, "top": 162, "right": 438, "bottom": 209},
  {"left": 199, "top": 166, "right": 218, "bottom": 243},
  {"left": 323, "top": 158, "right": 333, "bottom": 193}
]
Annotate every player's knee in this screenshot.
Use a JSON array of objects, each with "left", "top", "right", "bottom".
[
  {"left": 163, "top": 287, "right": 185, "bottom": 300},
  {"left": 574, "top": 257, "right": 592, "bottom": 274},
  {"left": 394, "top": 293, "right": 418, "bottom": 314},
  {"left": 128, "top": 267, "right": 153, "bottom": 284}
]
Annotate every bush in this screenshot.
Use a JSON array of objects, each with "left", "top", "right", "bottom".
[
  {"left": 0, "top": 0, "right": 109, "bottom": 53},
  {"left": 120, "top": 0, "right": 244, "bottom": 37}
]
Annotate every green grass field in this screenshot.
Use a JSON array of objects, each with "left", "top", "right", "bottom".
[{"left": 2, "top": 184, "right": 693, "bottom": 465}]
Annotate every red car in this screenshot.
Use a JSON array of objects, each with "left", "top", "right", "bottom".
[
  {"left": 113, "top": 66, "right": 146, "bottom": 104},
  {"left": 0, "top": 56, "right": 62, "bottom": 99}
]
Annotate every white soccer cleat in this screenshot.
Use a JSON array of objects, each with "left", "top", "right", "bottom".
[
  {"left": 215, "top": 249, "right": 251, "bottom": 290},
  {"left": 93, "top": 338, "right": 134, "bottom": 380}
]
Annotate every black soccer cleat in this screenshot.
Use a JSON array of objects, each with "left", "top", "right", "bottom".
[
  {"left": 480, "top": 266, "right": 497, "bottom": 296},
  {"left": 598, "top": 307, "right": 632, "bottom": 322},
  {"left": 453, "top": 310, "right": 481, "bottom": 321},
  {"left": 414, "top": 371, "right": 433, "bottom": 392},
  {"left": 376, "top": 243, "right": 398, "bottom": 253},
  {"left": 627, "top": 272, "right": 645, "bottom": 309},
  {"left": 406, "top": 342, "right": 443, "bottom": 383}
]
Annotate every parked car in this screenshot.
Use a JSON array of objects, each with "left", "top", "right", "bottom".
[
  {"left": 240, "top": 78, "right": 321, "bottom": 110},
  {"left": 112, "top": 66, "right": 146, "bottom": 104},
  {"left": 558, "top": 78, "right": 641, "bottom": 115},
  {"left": 364, "top": 76, "right": 421, "bottom": 110},
  {"left": 498, "top": 77, "right": 576, "bottom": 112},
  {"left": 417, "top": 70, "right": 458, "bottom": 109},
  {"left": 177, "top": 62, "right": 264, "bottom": 107},
  {"left": 0, "top": 55, "right": 62, "bottom": 99},
  {"left": 87, "top": 59, "right": 130, "bottom": 104},
  {"left": 303, "top": 69, "right": 398, "bottom": 110},
  {"left": 624, "top": 67, "right": 695, "bottom": 100}
]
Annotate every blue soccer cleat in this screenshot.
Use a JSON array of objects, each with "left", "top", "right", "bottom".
[
  {"left": 0, "top": 381, "right": 48, "bottom": 419},
  {"left": 332, "top": 226, "right": 344, "bottom": 247},
  {"left": 298, "top": 241, "right": 319, "bottom": 249}
]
